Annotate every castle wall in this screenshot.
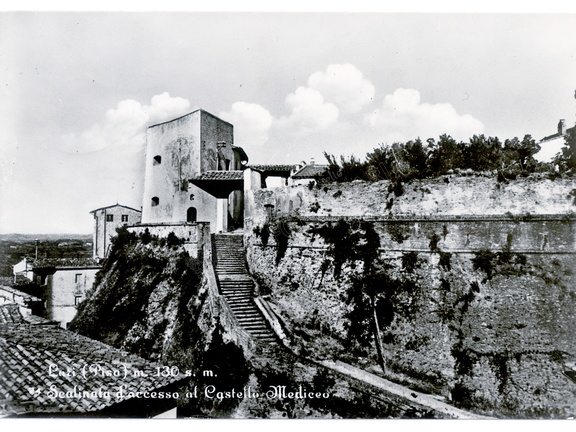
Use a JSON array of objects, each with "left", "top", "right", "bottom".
[
  {"left": 243, "top": 176, "right": 576, "bottom": 416},
  {"left": 127, "top": 222, "right": 209, "bottom": 258}
]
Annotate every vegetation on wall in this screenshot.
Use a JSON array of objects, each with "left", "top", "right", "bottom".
[
  {"left": 70, "top": 226, "right": 202, "bottom": 357},
  {"left": 315, "top": 132, "right": 576, "bottom": 184}
]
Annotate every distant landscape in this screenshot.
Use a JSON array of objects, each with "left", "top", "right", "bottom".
[{"left": 0, "top": 234, "right": 93, "bottom": 280}]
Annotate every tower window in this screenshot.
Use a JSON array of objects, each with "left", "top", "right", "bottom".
[
  {"left": 151, "top": 197, "right": 160, "bottom": 207},
  {"left": 153, "top": 155, "right": 162, "bottom": 165},
  {"left": 190, "top": 194, "right": 195, "bottom": 201},
  {"left": 106, "top": 214, "right": 114, "bottom": 222}
]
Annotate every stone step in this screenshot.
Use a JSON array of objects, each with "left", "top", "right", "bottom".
[
  {"left": 224, "top": 297, "right": 253, "bottom": 303},
  {"left": 227, "top": 300, "right": 256, "bottom": 306},
  {"left": 220, "top": 289, "right": 254, "bottom": 294},
  {"left": 213, "top": 234, "right": 276, "bottom": 343}
]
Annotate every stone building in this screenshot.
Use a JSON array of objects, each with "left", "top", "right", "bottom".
[
  {"left": 141, "top": 109, "right": 248, "bottom": 233},
  {"left": 90, "top": 204, "right": 142, "bottom": 259},
  {"left": 537, "top": 118, "right": 576, "bottom": 162},
  {"left": 290, "top": 161, "right": 329, "bottom": 186}
]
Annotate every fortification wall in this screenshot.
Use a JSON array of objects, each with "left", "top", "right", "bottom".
[
  {"left": 245, "top": 175, "right": 576, "bottom": 225},
  {"left": 127, "top": 222, "right": 209, "bottom": 258},
  {"left": 243, "top": 175, "right": 576, "bottom": 417}
]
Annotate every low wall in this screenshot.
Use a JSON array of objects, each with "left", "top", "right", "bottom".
[{"left": 128, "top": 222, "right": 209, "bottom": 258}]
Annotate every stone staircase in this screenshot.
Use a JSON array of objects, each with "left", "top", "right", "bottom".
[{"left": 213, "top": 234, "right": 277, "bottom": 344}]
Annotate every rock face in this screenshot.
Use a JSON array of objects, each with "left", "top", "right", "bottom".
[
  {"left": 244, "top": 175, "right": 576, "bottom": 418},
  {"left": 70, "top": 227, "right": 441, "bottom": 419}
]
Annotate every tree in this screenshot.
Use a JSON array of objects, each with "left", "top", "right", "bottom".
[
  {"left": 403, "top": 138, "right": 428, "bottom": 176},
  {"left": 427, "top": 134, "right": 464, "bottom": 175},
  {"left": 464, "top": 135, "right": 503, "bottom": 171},
  {"left": 503, "top": 134, "right": 541, "bottom": 172},
  {"left": 561, "top": 128, "right": 576, "bottom": 171}
]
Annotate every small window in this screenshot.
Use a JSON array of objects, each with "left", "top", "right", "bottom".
[
  {"left": 151, "top": 197, "right": 159, "bottom": 207},
  {"left": 75, "top": 274, "right": 82, "bottom": 283},
  {"left": 74, "top": 295, "right": 82, "bottom": 306},
  {"left": 190, "top": 194, "right": 195, "bottom": 201},
  {"left": 153, "top": 155, "right": 162, "bottom": 165},
  {"left": 106, "top": 214, "right": 114, "bottom": 222},
  {"left": 121, "top": 215, "right": 128, "bottom": 222}
]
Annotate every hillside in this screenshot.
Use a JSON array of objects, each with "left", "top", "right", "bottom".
[{"left": 69, "top": 227, "right": 442, "bottom": 418}]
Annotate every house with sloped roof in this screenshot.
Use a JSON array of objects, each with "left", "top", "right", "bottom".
[
  {"left": 28, "top": 258, "right": 101, "bottom": 328},
  {"left": 537, "top": 118, "right": 575, "bottom": 162},
  {"left": 90, "top": 204, "right": 142, "bottom": 259},
  {"left": 290, "top": 161, "right": 329, "bottom": 186},
  {"left": 0, "top": 309, "right": 188, "bottom": 418}
]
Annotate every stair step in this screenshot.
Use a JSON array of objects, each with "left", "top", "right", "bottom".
[{"left": 213, "top": 234, "right": 278, "bottom": 345}]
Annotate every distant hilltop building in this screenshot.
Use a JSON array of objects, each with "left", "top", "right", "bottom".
[
  {"left": 537, "top": 90, "right": 576, "bottom": 162},
  {"left": 90, "top": 204, "right": 142, "bottom": 259},
  {"left": 537, "top": 118, "right": 576, "bottom": 162}
]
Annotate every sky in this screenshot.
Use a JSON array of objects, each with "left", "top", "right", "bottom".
[{"left": 1, "top": 5, "right": 576, "bottom": 234}]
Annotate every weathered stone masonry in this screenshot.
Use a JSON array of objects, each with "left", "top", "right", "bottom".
[{"left": 242, "top": 176, "right": 576, "bottom": 417}]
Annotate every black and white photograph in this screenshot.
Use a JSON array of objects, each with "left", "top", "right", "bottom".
[{"left": 1, "top": 2, "right": 576, "bottom": 423}]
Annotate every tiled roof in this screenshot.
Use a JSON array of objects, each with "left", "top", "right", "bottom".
[
  {"left": 31, "top": 258, "right": 101, "bottom": 269},
  {"left": 249, "top": 164, "right": 297, "bottom": 173},
  {"left": 291, "top": 164, "right": 329, "bottom": 179},
  {"left": 90, "top": 204, "right": 141, "bottom": 214},
  {"left": 0, "top": 304, "right": 52, "bottom": 326},
  {"left": 0, "top": 304, "right": 25, "bottom": 324},
  {"left": 192, "top": 170, "right": 244, "bottom": 180},
  {"left": 0, "top": 323, "right": 188, "bottom": 416},
  {"left": 0, "top": 285, "right": 42, "bottom": 303}
]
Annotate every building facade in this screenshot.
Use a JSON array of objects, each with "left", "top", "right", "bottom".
[
  {"left": 90, "top": 204, "right": 142, "bottom": 259},
  {"left": 31, "top": 261, "right": 100, "bottom": 328},
  {"left": 141, "top": 109, "right": 247, "bottom": 232},
  {"left": 537, "top": 118, "right": 575, "bottom": 162}
]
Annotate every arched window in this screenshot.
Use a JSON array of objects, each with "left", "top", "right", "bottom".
[
  {"left": 187, "top": 207, "right": 197, "bottom": 223},
  {"left": 151, "top": 197, "right": 159, "bottom": 207},
  {"left": 153, "top": 155, "right": 162, "bottom": 165}
]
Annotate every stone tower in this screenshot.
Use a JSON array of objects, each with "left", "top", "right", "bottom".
[{"left": 141, "top": 109, "right": 236, "bottom": 227}]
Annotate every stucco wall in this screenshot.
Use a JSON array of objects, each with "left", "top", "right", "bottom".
[
  {"left": 45, "top": 267, "right": 100, "bottom": 328},
  {"left": 141, "top": 110, "right": 236, "bottom": 231},
  {"left": 93, "top": 206, "right": 142, "bottom": 259}
]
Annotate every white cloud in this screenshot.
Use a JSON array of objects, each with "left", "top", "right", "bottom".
[
  {"left": 307, "top": 63, "right": 375, "bottom": 114},
  {"left": 219, "top": 102, "right": 273, "bottom": 147},
  {"left": 59, "top": 92, "right": 192, "bottom": 154},
  {"left": 277, "top": 86, "right": 339, "bottom": 132},
  {"left": 365, "top": 88, "right": 484, "bottom": 142},
  {"left": 219, "top": 67, "right": 485, "bottom": 164}
]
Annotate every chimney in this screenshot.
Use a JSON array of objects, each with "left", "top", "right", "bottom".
[
  {"left": 310, "top": 158, "right": 315, "bottom": 166},
  {"left": 558, "top": 119, "right": 567, "bottom": 135}
]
